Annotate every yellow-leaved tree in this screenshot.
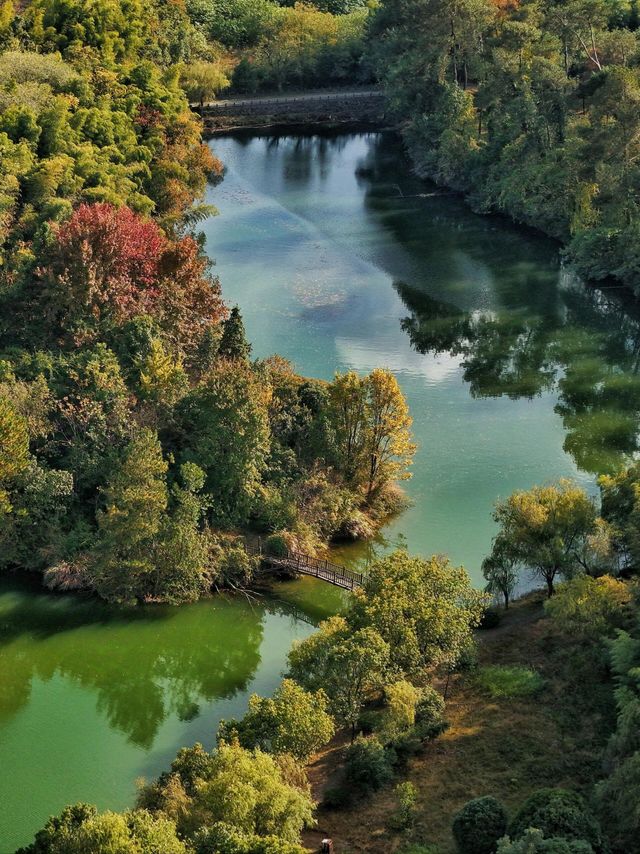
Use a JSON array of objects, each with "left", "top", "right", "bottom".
[{"left": 329, "top": 368, "right": 415, "bottom": 499}]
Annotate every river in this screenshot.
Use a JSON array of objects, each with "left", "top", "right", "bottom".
[{"left": 2, "top": 128, "right": 640, "bottom": 851}]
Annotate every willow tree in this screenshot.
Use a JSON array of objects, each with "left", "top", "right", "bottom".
[{"left": 491, "top": 480, "right": 599, "bottom": 596}]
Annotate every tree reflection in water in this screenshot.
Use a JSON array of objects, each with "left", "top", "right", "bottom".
[
  {"left": 0, "top": 579, "right": 279, "bottom": 748},
  {"left": 396, "top": 278, "right": 640, "bottom": 475}
]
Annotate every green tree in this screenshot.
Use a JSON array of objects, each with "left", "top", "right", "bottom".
[
  {"left": 218, "top": 306, "right": 252, "bottom": 362},
  {"left": 349, "top": 550, "right": 487, "bottom": 676},
  {"left": 497, "top": 829, "right": 595, "bottom": 853},
  {"left": 482, "top": 538, "right": 519, "bottom": 609},
  {"left": 544, "top": 575, "right": 631, "bottom": 638},
  {"left": 180, "top": 61, "right": 229, "bottom": 106},
  {"left": 380, "top": 680, "right": 422, "bottom": 740},
  {"left": 178, "top": 360, "right": 270, "bottom": 523},
  {"left": 288, "top": 615, "right": 390, "bottom": 737},
  {"left": 365, "top": 368, "right": 415, "bottom": 498},
  {"left": 218, "top": 678, "right": 335, "bottom": 762},
  {"left": 600, "top": 461, "right": 640, "bottom": 569},
  {"left": 0, "top": 394, "right": 29, "bottom": 513},
  {"left": 490, "top": 481, "right": 599, "bottom": 597},
  {"left": 152, "top": 462, "right": 211, "bottom": 603},
  {"left": 17, "top": 804, "right": 187, "bottom": 854},
  {"left": 189, "top": 741, "right": 315, "bottom": 843},
  {"left": 595, "top": 750, "right": 640, "bottom": 851},
  {"left": 509, "top": 789, "right": 605, "bottom": 852},
  {"left": 452, "top": 796, "right": 508, "bottom": 854},
  {"left": 93, "top": 429, "right": 168, "bottom": 603}
]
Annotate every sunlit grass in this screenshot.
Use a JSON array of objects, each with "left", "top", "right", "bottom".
[{"left": 475, "top": 665, "right": 545, "bottom": 699}]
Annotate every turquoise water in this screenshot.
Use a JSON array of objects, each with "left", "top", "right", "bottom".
[{"left": 204, "top": 129, "right": 638, "bottom": 577}]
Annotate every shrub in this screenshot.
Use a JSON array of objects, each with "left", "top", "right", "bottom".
[
  {"left": 544, "top": 575, "right": 631, "bottom": 638},
  {"left": 388, "top": 733, "right": 423, "bottom": 768},
  {"left": 381, "top": 680, "right": 423, "bottom": 739},
  {"left": 414, "top": 686, "right": 447, "bottom": 741},
  {"left": 357, "top": 708, "right": 382, "bottom": 735},
  {"left": 452, "top": 796, "right": 508, "bottom": 854},
  {"left": 595, "top": 750, "right": 640, "bottom": 851},
  {"left": 509, "top": 789, "right": 605, "bottom": 852},
  {"left": 343, "top": 736, "right": 394, "bottom": 796},
  {"left": 264, "top": 532, "right": 289, "bottom": 557},
  {"left": 321, "top": 785, "right": 352, "bottom": 810},
  {"left": 218, "top": 545, "right": 257, "bottom": 588},
  {"left": 497, "top": 828, "right": 594, "bottom": 853},
  {"left": 479, "top": 607, "right": 502, "bottom": 629},
  {"left": 387, "top": 781, "right": 418, "bottom": 832},
  {"left": 476, "top": 666, "right": 544, "bottom": 699}
]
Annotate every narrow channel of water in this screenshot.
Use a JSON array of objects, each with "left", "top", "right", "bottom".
[{"left": 3, "top": 128, "right": 640, "bottom": 851}]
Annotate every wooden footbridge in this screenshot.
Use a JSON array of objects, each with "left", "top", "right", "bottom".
[{"left": 248, "top": 544, "right": 364, "bottom": 591}]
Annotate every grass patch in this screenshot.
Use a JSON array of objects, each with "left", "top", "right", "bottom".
[{"left": 476, "top": 665, "right": 545, "bottom": 698}]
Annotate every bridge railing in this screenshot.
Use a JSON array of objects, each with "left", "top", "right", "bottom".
[
  {"left": 247, "top": 543, "right": 364, "bottom": 590},
  {"left": 288, "top": 550, "right": 364, "bottom": 589}
]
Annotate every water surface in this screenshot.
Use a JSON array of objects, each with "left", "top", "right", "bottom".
[
  {"left": 0, "top": 577, "right": 319, "bottom": 851},
  {"left": 205, "top": 129, "right": 640, "bottom": 576}
]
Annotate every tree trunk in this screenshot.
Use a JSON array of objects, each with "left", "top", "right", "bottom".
[{"left": 545, "top": 573, "right": 555, "bottom": 597}]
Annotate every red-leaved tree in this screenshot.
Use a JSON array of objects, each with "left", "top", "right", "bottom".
[{"left": 39, "top": 203, "right": 225, "bottom": 350}]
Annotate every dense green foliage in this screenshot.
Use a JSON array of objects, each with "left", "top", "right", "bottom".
[
  {"left": 16, "top": 804, "right": 188, "bottom": 854},
  {"left": 372, "top": 0, "right": 640, "bottom": 290},
  {"left": 509, "top": 789, "right": 605, "bottom": 852},
  {"left": 217, "top": 678, "right": 335, "bottom": 761},
  {"left": 0, "top": 0, "right": 410, "bottom": 609},
  {"left": 452, "top": 796, "right": 509, "bottom": 854},
  {"left": 497, "top": 829, "right": 595, "bottom": 854}
]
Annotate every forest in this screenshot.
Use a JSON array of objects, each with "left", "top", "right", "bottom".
[
  {"left": 3, "top": 0, "right": 640, "bottom": 850},
  {"left": 0, "top": 0, "right": 413, "bottom": 605},
  {"left": 372, "top": 0, "right": 640, "bottom": 289}
]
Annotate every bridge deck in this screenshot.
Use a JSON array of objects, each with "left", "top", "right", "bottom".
[{"left": 249, "top": 546, "right": 364, "bottom": 590}]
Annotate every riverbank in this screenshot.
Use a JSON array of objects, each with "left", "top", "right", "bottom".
[{"left": 302, "top": 594, "right": 613, "bottom": 853}]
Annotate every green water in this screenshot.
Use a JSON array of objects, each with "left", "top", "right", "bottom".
[
  {"left": 4, "top": 128, "right": 640, "bottom": 851},
  {"left": 0, "top": 576, "right": 332, "bottom": 851},
  {"left": 204, "top": 129, "right": 640, "bottom": 575}
]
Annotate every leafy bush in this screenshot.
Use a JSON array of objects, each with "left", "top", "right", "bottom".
[
  {"left": 321, "top": 785, "right": 352, "bottom": 810},
  {"left": 264, "top": 532, "right": 289, "bottom": 557},
  {"left": 479, "top": 607, "right": 502, "bottom": 630},
  {"left": 544, "top": 575, "right": 631, "bottom": 638},
  {"left": 509, "top": 789, "right": 605, "bottom": 852},
  {"left": 595, "top": 750, "right": 640, "bottom": 851},
  {"left": 476, "top": 666, "right": 544, "bottom": 699},
  {"left": 387, "top": 781, "right": 418, "bottom": 832},
  {"left": 343, "top": 736, "right": 394, "bottom": 796},
  {"left": 192, "top": 821, "right": 306, "bottom": 854},
  {"left": 497, "top": 828, "right": 594, "bottom": 853},
  {"left": 414, "top": 686, "right": 447, "bottom": 740},
  {"left": 452, "top": 796, "right": 508, "bottom": 854}
]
